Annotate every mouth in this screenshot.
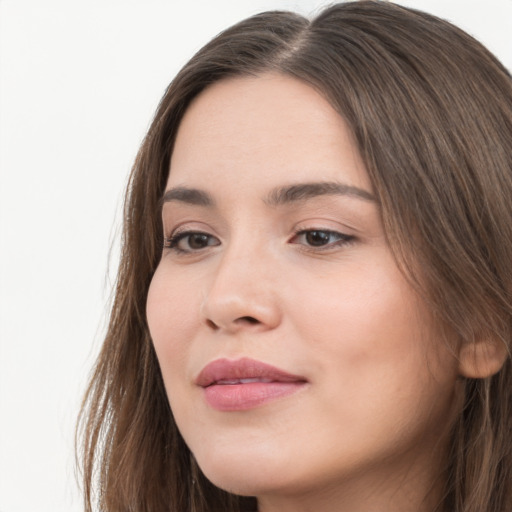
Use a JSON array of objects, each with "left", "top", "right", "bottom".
[{"left": 195, "top": 357, "right": 308, "bottom": 411}]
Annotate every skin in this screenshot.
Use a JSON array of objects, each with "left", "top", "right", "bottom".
[{"left": 146, "top": 74, "right": 463, "bottom": 512}]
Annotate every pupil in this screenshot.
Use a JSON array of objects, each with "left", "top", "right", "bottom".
[
  {"left": 306, "top": 231, "right": 330, "bottom": 246},
  {"left": 189, "top": 234, "right": 209, "bottom": 249}
]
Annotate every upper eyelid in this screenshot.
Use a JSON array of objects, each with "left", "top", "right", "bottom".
[
  {"left": 164, "top": 224, "right": 354, "bottom": 239},
  {"left": 164, "top": 221, "right": 216, "bottom": 236},
  {"left": 291, "top": 222, "right": 356, "bottom": 237},
  {"left": 164, "top": 228, "right": 218, "bottom": 242}
]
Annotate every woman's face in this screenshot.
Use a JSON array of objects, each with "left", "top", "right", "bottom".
[{"left": 147, "top": 74, "right": 461, "bottom": 508}]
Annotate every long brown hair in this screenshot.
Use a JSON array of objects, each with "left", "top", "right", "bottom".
[{"left": 77, "top": 2, "right": 512, "bottom": 511}]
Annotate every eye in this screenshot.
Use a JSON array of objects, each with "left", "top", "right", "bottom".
[
  {"left": 164, "top": 231, "right": 220, "bottom": 253},
  {"left": 291, "top": 229, "right": 354, "bottom": 250}
]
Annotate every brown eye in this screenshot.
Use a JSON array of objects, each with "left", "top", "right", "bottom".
[
  {"left": 165, "top": 231, "right": 220, "bottom": 253},
  {"left": 291, "top": 229, "right": 355, "bottom": 250},
  {"left": 305, "top": 230, "right": 332, "bottom": 246},
  {"left": 188, "top": 233, "right": 211, "bottom": 249}
]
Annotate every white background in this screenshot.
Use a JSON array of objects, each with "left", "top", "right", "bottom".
[{"left": 0, "top": 1, "right": 510, "bottom": 511}]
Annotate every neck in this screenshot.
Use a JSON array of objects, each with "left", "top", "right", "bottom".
[{"left": 257, "top": 439, "right": 450, "bottom": 512}]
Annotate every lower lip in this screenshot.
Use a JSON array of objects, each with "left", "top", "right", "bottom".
[{"left": 203, "top": 382, "right": 306, "bottom": 411}]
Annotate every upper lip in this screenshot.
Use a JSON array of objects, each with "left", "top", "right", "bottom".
[{"left": 195, "top": 357, "right": 307, "bottom": 387}]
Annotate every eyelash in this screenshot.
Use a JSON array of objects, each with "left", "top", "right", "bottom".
[
  {"left": 163, "top": 230, "right": 220, "bottom": 254},
  {"left": 163, "top": 228, "right": 355, "bottom": 255},
  {"left": 290, "top": 229, "right": 355, "bottom": 252}
]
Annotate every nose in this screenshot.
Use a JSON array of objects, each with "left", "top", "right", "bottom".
[{"left": 200, "top": 242, "right": 282, "bottom": 334}]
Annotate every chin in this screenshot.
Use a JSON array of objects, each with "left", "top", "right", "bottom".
[
  {"left": 193, "top": 446, "right": 296, "bottom": 497},
  {"left": 202, "top": 468, "right": 270, "bottom": 497}
]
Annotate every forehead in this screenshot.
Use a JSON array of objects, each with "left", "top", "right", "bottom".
[{"left": 168, "top": 73, "right": 371, "bottom": 195}]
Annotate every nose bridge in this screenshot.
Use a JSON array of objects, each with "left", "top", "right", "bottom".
[{"left": 201, "top": 225, "right": 281, "bottom": 332}]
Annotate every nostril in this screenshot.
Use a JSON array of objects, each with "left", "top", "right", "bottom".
[
  {"left": 204, "top": 316, "right": 259, "bottom": 330},
  {"left": 204, "top": 315, "right": 264, "bottom": 331},
  {"left": 206, "top": 319, "right": 218, "bottom": 330},
  {"left": 237, "top": 316, "right": 260, "bottom": 325}
]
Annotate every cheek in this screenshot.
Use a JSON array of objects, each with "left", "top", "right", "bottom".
[
  {"left": 146, "top": 265, "right": 199, "bottom": 379},
  {"left": 288, "top": 258, "right": 417, "bottom": 356},
  {"left": 287, "top": 258, "right": 456, "bottom": 407}
]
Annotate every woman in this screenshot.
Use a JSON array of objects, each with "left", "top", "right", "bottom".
[{"left": 77, "top": 2, "right": 512, "bottom": 511}]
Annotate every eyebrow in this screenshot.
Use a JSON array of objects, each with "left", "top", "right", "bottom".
[
  {"left": 264, "top": 181, "right": 376, "bottom": 206},
  {"left": 160, "top": 186, "right": 214, "bottom": 207},
  {"left": 160, "top": 181, "right": 376, "bottom": 209}
]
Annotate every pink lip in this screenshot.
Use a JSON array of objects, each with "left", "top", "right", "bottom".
[{"left": 196, "top": 357, "right": 307, "bottom": 411}]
